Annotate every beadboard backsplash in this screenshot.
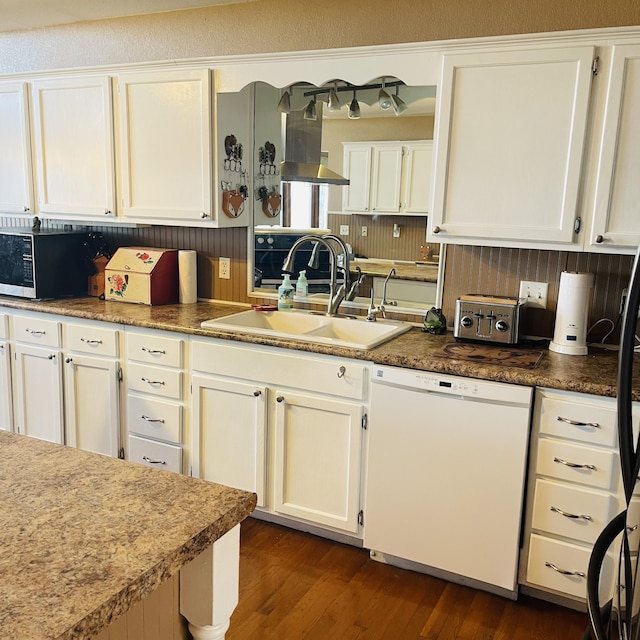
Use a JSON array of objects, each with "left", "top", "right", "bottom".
[
  {"left": 442, "top": 245, "right": 634, "bottom": 342},
  {"left": 1, "top": 217, "right": 635, "bottom": 344}
]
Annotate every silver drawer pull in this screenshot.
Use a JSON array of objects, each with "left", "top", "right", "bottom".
[
  {"left": 80, "top": 338, "right": 103, "bottom": 345},
  {"left": 142, "top": 456, "right": 166, "bottom": 465},
  {"left": 557, "top": 416, "right": 601, "bottom": 429},
  {"left": 26, "top": 328, "right": 45, "bottom": 336},
  {"left": 553, "top": 456, "right": 596, "bottom": 471},
  {"left": 141, "top": 415, "right": 165, "bottom": 423},
  {"left": 141, "top": 377, "right": 165, "bottom": 385},
  {"left": 550, "top": 505, "right": 592, "bottom": 521},
  {"left": 544, "top": 562, "right": 585, "bottom": 578},
  {"left": 141, "top": 347, "right": 166, "bottom": 354}
]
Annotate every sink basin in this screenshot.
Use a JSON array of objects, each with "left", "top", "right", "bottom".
[{"left": 200, "top": 310, "right": 411, "bottom": 350}]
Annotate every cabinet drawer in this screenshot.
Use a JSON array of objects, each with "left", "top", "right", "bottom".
[
  {"left": 527, "top": 533, "right": 614, "bottom": 601},
  {"left": 0, "top": 314, "right": 7, "bottom": 339},
  {"left": 126, "top": 362, "right": 183, "bottom": 400},
  {"left": 532, "top": 478, "right": 617, "bottom": 544},
  {"left": 12, "top": 314, "right": 61, "bottom": 347},
  {"left": 64, "top": 321, "right": 119, "bottom": 357},
  {"left": 127, "top": 394, "right": 182, "bottom": 444},
  {"left": 128, "top": 434, "right": 182, "bottom": 474},
  {"left": 537, "top": 438, "right": 617, "bottom": 490},
  {"left": 537, "top": 390, "right": 617, "bottom": 448},
  {"left": 191, "top": 339, "right": 367, "bottom": 400},
  {"left": 126, "top": 330, "right": 183, "bottom": 368}
]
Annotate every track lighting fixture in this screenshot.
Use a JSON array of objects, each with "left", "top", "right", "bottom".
[
  {"left": 277, "top": 87, "right": 291, "bottom": 114},
  {"left": 348, "top": 90, "right": 360, "bottom": 119},
  {"left": 378, "top": 77, "right": 392, "bottom": 110},
  {"left": 327, "top": 82, "right": 341, "bottom": 111},
  {"left": 391, "top": 84, "right": 408, "bottom": 116},
  {"left": 303, "top": 97, "right": 317, "bottom": 120}
]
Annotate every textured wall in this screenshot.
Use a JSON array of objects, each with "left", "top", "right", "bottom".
[{"left": 1, "top": 0, "right": 640, "bottom": 74}]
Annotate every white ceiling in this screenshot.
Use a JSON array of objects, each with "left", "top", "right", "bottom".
[{"left": 0, "top": 0, "right": 253, "bottom": 33}]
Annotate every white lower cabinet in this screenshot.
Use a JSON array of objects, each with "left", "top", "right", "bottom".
[
  {"left": 0, "top": 313, "right": 12, "bottom": 431},
  {"left": 190, "top": 338, "right": 368, "bottom": 536},
  {"left": 521, "top": 388, "right": 640, "bottom": 604},
  {"left": 11, "top": 312, "right": 64, "bottom": 444},
  {"left": 62, "top": 319, "right": 122, "bottom": 457},
  {"left": 124, "top": 327, "right": 186, "bottom": 473}
]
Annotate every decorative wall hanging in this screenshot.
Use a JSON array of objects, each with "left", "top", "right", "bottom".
[{"left": 221, "top": 132, "right": 248, "bottom": 218}]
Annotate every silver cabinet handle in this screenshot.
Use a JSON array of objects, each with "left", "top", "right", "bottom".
[
  {"left": 337, "top": 366, "right": 346, "bottom": 378},
  {"left": 141, "top": 415, "right": 165, "bottom": 423},
  {"left": 142, "top": 456, "right": 166, "bottom": 465},
  {"left": 553, "top": 456, "right": 596, "bottom": 471},
  {"left": 544, "top": 562, "right": 585, "bottom": 578},
  {"left": 550, "top": 505, "right": 592, "bottom": 521},
  {"left": 26, "top": 328, "right": 45, "bottom": 336},
  {"left": 141, "top": 347, "right": 165, "bottom": 354},
  {"left": 253, "top": 390, "right": 262, "bottom": 397},
  {"left": 80, "top": 338, "right": 103, "bottom": 345},
  {"left": 276, "top": 395, "right": 284, "bottom": 403},
  {"left": 557, "top": 416, "right": 601, "bottom": 429},
  {"left": 141, "top": 377, "right": 165, "bottom": 385}
]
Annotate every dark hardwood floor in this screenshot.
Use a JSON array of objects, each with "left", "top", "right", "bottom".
[{"left": 228, "top": 518, "right": 589, "bottom": 639}]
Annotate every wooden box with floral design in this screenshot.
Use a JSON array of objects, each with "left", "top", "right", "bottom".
[{"left": 105, "top": 247, "right": 178, "bottom": 305}]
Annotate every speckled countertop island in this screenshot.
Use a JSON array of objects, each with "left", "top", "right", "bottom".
[
  {"left": 0, "top": 432, "right": 256, "bottom": 640},
  {"left": 0, "top": 295, "right": 638, "bottom": 401}
]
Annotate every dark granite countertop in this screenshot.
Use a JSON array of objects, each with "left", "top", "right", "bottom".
[
  {"left": 0, "top": 431, "right": 256, "bottom": 640},
  {"left": 0, "top": 296, "right": 637, "bottom": 401}
]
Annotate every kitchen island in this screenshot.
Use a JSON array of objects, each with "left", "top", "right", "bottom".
[{"left": 0, "top": 431, "right": 256, "bottom": 640}]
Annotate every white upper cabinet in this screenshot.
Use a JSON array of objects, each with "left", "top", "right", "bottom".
[
  {"left": 587, "top": 44, "right": 640, "bottom": 252},
  {"left": 116, "top": 68, "right": 214, "bottom": 225},
  {"left": 343, "top": 141, "right": 432, "bottom": 216},
  {"left": 30, "top": 76, "right": 116, "bottom": 218},
  {"left": 0, "top": 81, "right": 34, "bottom": 215},
  {"left": 430, "top": 46, "right": 595, "bottom": 248}
]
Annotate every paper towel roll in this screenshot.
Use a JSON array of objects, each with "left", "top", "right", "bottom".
[{"left": 178, "top": 250, "right": 197, "bottom": 304}]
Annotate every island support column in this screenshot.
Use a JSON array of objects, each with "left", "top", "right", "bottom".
[{"left": 180, "top": 524, "right": 241, "bottom": 640}]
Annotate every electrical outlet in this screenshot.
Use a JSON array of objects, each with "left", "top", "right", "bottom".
[
  {"left": 339, "top": 225, "right": 349, "bottom": 236},
  {"left": 393, "top": 224, "right": 401, "bottom": 238},
  {"left": 361, "top": 226, "right": 368, "bottom": 237},
  {"left": 219, "top": 257, "right": 231, "bottom": 280},
  {"left": 519, "top": 280, "right": 548, "bottom": 309}
]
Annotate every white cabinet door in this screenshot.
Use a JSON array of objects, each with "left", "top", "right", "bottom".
[
  {"left": 0, "top": 81, "right": 34, "bottom": 215},
  {"left": 0, "top": 340, "right": 12, "bottom": 431},
  {"left": 342, "top": 144, "right": 372, "bottom": 212},
  {"left": 431, "top": 46, "right": 595, "bottom": 247},
  {"left": 403, "top": 141, "right": 433, "bottom": 214},
  {"left": 117, "top": 69, "right": 213, "bottom": 223},
  {"left": 588, "top": 44, "right": 640, "bottom": 251},
  {"left": 13, "top": 343, "right": 63, "bottom": 443},
  {"left": 273, "top": 390, "right": 363, "bottom": 533},
  {"left": 30, "top": 76, "right": 115, "bottom": 218},
  {"left": 370, "top": 144, "right": 403, "bottom": 213},
  {"left": 64, "top": 353, "right": 120, "bottom": 457},
  {"left": 191, "top": 374, "right": 267, "bottom": 506}
]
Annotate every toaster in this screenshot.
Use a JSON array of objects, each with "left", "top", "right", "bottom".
[{"left": 453, "top": 294, "right": 524, "bottom": 344}]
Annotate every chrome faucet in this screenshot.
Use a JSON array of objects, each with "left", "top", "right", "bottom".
[
  {"left": 366, "top": 267, "right": 396, "bottom": 322},
  {"left": 282, "top": 234, "right": 351, "bottom": 316}
]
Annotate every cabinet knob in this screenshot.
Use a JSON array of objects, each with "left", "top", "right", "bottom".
[
  {"left": 65, "top": 357, "right": 73, "bottom": 364},
  {"left": 337, "top": 366, "right": 346, "bottom": 378},
  {"left": 201, "top": 212, "right": 210, "bottom": 219},
  {"left": 276, "top": 395, "right": 284, "bottom": 403},
  {"left": 253, "top": 390, "right": 262, "bottom": 397},
  {"left": 104, "top": 209, "right": 112, "bottom": 215},
  {"left": 23, "top": 206, "right": 30, "bottom": 212},
  {"left": 432, "top": 226, "right": 441, "bottom": 234},
  {"left": 48, "top": 354, "right": 55, "bottom": 360},
  {"left": 595, "top": 235, "right": 604, "bottom": 243}
]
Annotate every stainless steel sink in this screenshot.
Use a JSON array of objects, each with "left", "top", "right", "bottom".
[{"left": 200, "top": 309, "right": 411, "bottom": 350}]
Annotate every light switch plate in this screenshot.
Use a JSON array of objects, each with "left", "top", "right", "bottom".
[
  {"left": 519, "top": 280, "right": 548, "bottom": 309},
  {"left": 339, "top": 225, "right": 349, "bottom": 236},
  {"left": 361, "top": 226, "right": 368, "bottom": 237}
]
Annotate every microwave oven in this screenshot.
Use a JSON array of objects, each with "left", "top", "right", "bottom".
[{"left": 0, "top": 228, "right": 91, "bottom": 299}]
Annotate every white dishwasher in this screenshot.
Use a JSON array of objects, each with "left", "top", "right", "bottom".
[{"left": 364, "top": 365, "right": 533, "bottom": 599}]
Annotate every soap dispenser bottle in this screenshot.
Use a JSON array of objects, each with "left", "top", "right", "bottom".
[
  {"left": 295, "top": 270, "right": 308, "bottom": 298},
  {"left": 278, "top": 273, "right": 294, "bottom": 310}
]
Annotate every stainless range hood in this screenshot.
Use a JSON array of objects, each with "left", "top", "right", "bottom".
[{"left": 280, "top": 103, "right": 349, "bottom": 186}]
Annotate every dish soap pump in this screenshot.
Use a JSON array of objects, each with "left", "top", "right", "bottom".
[
  {"left": 278, "top": 273, "right": 294, "bottom": 310},
  {"left": 295, "top": 270, "right": 308, "bottom": 298}
]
